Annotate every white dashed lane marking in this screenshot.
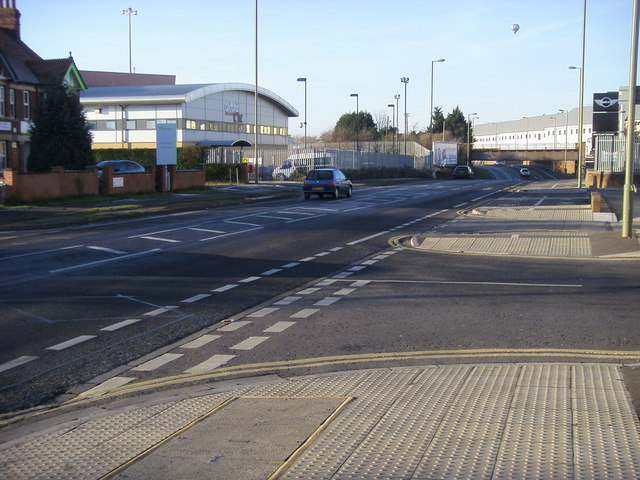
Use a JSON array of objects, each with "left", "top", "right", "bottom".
[
  {"left": 261, "top": 268, "right": 283, "bottom": 276},
  {"left": 314, "top": 297, "right": 340, "bottom": 306},
  {"left": 132, "top": 353, "right": 183, "bottom": 371},
  {"left": 101, "top": 319, "right": 141, "bottom": 331},
  {"left": 274, "top": 296, "right": 301, "bottom": 305},
  {"left": 231, "top": 336, "right": 270, "bottom": 350},
  {"left": 218, "top": 320, "right": 252, "bottom": 332},
  {"left": 0, "top": 356, "right": 39, "bottom": 373},
  {"left": 180, "top": 334, "right": 221, "bottom": 349},
  {"left": 248, "top": 307, "right": 280, "bottom": 318},
  {"left": 181, "top": 293, "right": 211, "bottom": 303},
  {"left": 46, "top": 335, "right": 96, "bottom": 351},
  {"left": 291, "top": 309, "right": 320, "bottom": 319},
  {"left": 212, "top": 284, "right": 238, "bottom": 293},
  {"left": 184, "top": 354, "right": 236, "bottom": 373},
  {"left": 144, "top": 306, "right": 178, "bottom": 317},
  {"left": 263, "top": 321, "right": 296, "bottom": 333}
]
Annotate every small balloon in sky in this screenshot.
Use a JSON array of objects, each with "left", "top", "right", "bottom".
[{"left": 510, "top": 24, "right": 520, "bottom": 35}]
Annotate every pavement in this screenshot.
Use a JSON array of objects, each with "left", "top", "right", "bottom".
[{"left": 1, "top": 179, "right": 640, "bottom": 479}]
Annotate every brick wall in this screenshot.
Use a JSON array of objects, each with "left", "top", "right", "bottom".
[{"left": 3, "top": 167, "right": 99, "bottom": 202}]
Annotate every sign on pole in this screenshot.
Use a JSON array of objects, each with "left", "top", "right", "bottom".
[{"left": 156, "top": 123, "right": 177, "bottom": 165}]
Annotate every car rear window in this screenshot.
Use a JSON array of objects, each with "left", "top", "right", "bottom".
[{"left": 308, "top": 170, "right": 333, "bottom": 180}]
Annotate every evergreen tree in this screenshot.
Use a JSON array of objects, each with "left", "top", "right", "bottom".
[
  {"left": 445, "top": 106, "right": 469, "bottom": 139},
  {"left": 430, "top": 107, "right": 445, "bottom": 134},
  {"left": 334, "top": 111, "right": 380, "bottom": 141},
  {"left": 28, "top": 83, "right": 94, "bottom": 172}
]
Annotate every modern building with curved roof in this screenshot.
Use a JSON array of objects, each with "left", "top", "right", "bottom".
[{"left": 80, "top": 83, "right": 299, "bottom": 149}]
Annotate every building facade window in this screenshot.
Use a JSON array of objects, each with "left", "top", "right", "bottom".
[
  {"left": 0, "top": 140, "right": 6, "bottom": 170},
  {"left": 9, "top": 89, "right": 15, "bottom": 118},
  {"left": 0, "top": 86, "right": 5, "bottom": 117},
  {"left": 126, "top": 120, "right": 136, "bottom": 130},
  {"left": 23, "top": 91, "right": 30, "bottom": 120}
]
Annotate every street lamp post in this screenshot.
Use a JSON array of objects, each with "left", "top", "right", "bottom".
[
  {"left": 121, "top": 7, "right": 137, "bottom": 74},
  {"left": 569, "top": 64, "right": 585, "bottom": 187},
  {"left": 394, "top": 94, "right": 400, "bottom": 154},
  {"left": 549, "top": 116, "right": 558, "bottom": 149},
  {"left": 350, "top": 93, "right": 359, "bottom": 151},
  {"left": 559, "top": 109, "right": 569, "bottom": 172},
  {"left": 400, "top": 77, "right": 409, "bottom": 155},
  {"left": 430, "top": 58, "right": 445, "bottom": 134},
  {"left": 297, "top": 78, "right": 307, "bottom": 148},
  {"left": 388, "top": 103, "right": 395, "bottom": 154},
  {"left": 467, "top": 113, "right": 478, "bottom": 165}
]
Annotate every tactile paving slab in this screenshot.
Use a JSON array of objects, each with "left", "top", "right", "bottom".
[{"left": 2, "top": 364, "right": 640, "bottom": 479}]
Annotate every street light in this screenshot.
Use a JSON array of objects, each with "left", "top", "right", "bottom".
[
  {"left": 549, "top": 116, "right": 558, "bottom": 149},
  {"left": 467, "top": 113, "right": 478, "bottom": 165},
  {"left": 569, "top": 64, "right": 585, "bottom": 187},
  {"left": 559, "top": 109, "right": 569, "bottom": 171},
  {"left": 394, "top": 94, "right": 400, "bottom": 154},
  {"left": 400, "top": 77, "right": 409, "bottom": 155},
  {"left": 297, "top": 78, "right": 307, "bottom": 148},
  {"left": 350, "top": 93, "right": 359, "bottom": 151},
  {"left": 430, "top": 58, "right": 445, "bottom": 133},
  {"left": 121, "top": 7, "right": 137, "bottom": 74},
  {"left": 388, "top": 103, "right": 395, "bottom": 154}
]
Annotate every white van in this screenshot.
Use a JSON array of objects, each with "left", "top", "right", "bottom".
[{"left": 272, "top": 152, "right": 333, "bottom": 180}]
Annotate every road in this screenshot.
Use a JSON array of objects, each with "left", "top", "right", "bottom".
[{"left": 1, "top": 174, "right": 637, "bottom": 413}]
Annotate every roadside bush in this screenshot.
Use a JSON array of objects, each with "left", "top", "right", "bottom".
[
  {"left": 206, "top": 163, "right": 242, "bottom": 182},
  {"left": 93, "top": 147, "right": 207, "bottom": 170}
]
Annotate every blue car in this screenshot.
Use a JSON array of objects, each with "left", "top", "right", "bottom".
[{"left": 303, "top": 168, "right": 353, "bottom": 199}]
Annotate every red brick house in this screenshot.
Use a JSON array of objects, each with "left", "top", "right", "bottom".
[{"left": 0, "top": 0, "right": 85, "bottom": 174}]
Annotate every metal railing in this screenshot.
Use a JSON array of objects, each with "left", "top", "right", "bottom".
[{"left": 594, "top": 134, "right": 640, "bottom": 172}]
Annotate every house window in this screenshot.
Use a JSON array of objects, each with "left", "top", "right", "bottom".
[
  {"left": 0, "top": 86, "right": 5, "bottom": 117},
  {"left": 9, "top": 89, "right": 15, "bottom": 118},
  {"left": 23, "top": 91, "right": 30, "bottom": 120}
]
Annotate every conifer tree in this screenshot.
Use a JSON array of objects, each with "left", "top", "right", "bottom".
[{"left": 28, "top": 83, "right": 93, "bottom": 172}]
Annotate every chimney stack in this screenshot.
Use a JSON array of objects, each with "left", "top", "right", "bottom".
[{"left": 0, "top": 0, "right": 20, "bottom": 39}]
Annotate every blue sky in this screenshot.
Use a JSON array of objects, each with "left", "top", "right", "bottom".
[{"left": 21, "top": 0, "right": 634, "bottom": 136}]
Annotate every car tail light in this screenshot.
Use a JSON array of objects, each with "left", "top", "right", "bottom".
[{"left": 327, "top": 181, "right": 336, "bottom": 186}]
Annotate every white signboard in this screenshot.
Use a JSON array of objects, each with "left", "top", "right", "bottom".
[
  {"left": 156, "top": 123, "right": 177, "bottom": 165},
  {"left": 433, "top": 142, "right": 459, "bottom": 166},
  {"left": 112, "top": 177, "right": 124, "bottom": 188}
]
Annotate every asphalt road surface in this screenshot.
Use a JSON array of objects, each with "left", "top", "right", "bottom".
[{"left": 1, "top": 177, "right": 637, "bottom": 413}]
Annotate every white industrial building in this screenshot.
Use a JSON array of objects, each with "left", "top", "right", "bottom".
[
  {"left": 473, "top": 107, "right": 594, "bottom": 151},
  {"left": 80, "top": 83, "right": 299, "bottom": 149}
]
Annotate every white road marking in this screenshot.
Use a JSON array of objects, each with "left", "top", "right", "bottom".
[
  {"left": 256, "top": 214, "right": 295, "bottom": 220},
  {"left": 334, "top": 288, "right": 356, "bottom": 295},
  {"left": 184, "top": 354, "right": 236, "bottom": 373},
  {"left": 1, "top": 244, "right": 83, "bottom": 261},
  {"left": 144, "top": 306, "right": 178, "bottom": 316},
  {"left": 132, "top": 353, "right": 183, "bottom": 371},
  {"left": 101, "top": 319, "right": 141, "bottom": 331},
  {"left": 0, "top": 356, "right": 38, "bottom": 373},
  {"left": 361, "top": 260, "right": 378, "bottom": 265},
  {"left": 248, "top": 307, "right": 279, "bottom": 317},
  {"left": 329, "top": 247, "right": 344, "bottom": 252},
  {"left": 181, "top": 293, "right": 211, "bottom": 303},
  {"left": 47, "top": 335, "right": 97, "bottom": 351},
  {"left": 314, "top": 297, "right": 340, "bottom": 306},
  {"left": 333, "top": 271, "right": 354, "bottom": 278},
  {"left": 87, "top": 246, "right": 127, "bottom": 255},
  {"left": 50, "top": 249, "right": 161, "bottom": 274},
  {"left": 261, "top": 268, "right": 283, "bottom": 276},
  {"left": 213, "top": 284, "right": 238, "bottom": 292},
  {"left": 349, "top": 266, "right": 367, "bottom": 271},
  {"left": 189, "top": 227, "right": 225, "bottom": 233},
  {"left": 274, "top": 296, "right": 301, "bottom": 305},
  {"left": 263, "top": 321, "right": 296, "bottom": 333},
  {"left": 291, "top": 308, "right": 320, "bottom": 319},
  {"left": 80, "top": 376, "right": 136, "bottom": 396},
  {"left": 140, "top": 236, "right": 181, "bottom": 243},
  {"left": 300, "top": 257, "right": 316, "bottom": 262},
  {"left": 351, "top": 280, "right": 371, "bottom": 287},
  {"left": 454, "top": 202, "right": 468, "bottom": 208},
  {"left": 239, "top": 276, "right": 261, "bottom": 283},
  {"left": 231, "top": 336, "right": 270, "bottom": 350},
  {"left": 218, "top": 320, "right": 252, "bottom": 332},
  {"left": 315, "top": 251, "right": 331, "bottom": 257},
  {"left": 199, "top": 226, "right": 263, "bottom": 241},
  {"left": 315, "top": 279, "right": 338, "bottom": 287},
  {"left": 347, "top": 231, "right": 390, "bottom": 245},
  {"left": 372, "top": 255, "right": 389, "bottom": 260},
  {"left": 181, "top": 334, "right": 221, "bottom": 349},
  {"left": 298, "top": 287, "right": 321, "bottom": 295},
  {"left": 368, "top": 279, "right": 583, "bottom": 288},
  {"left": 282, "top": 262, "right": 300, "bottom": 268}
]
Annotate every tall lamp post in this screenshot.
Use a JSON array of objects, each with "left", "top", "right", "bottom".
[
  {"left": 297, "top": 78, "right": 307, "bottom": 148},
  {"left": 350, "top": 93, "right": 359, "bottom": 151},
  {"left": 121, "top": 7, "right": 137, "bottom": 74},
  {"left": 430, "top": 58, "right": 445, "bottom": 134},
  {"left": 549, "top": 116, "right": 558, "bottom": 149},
  {"left": 559, "top": 109, "right": 569, "bottom": 172},
  {"left": 388, "top": 103, "right": 395, "bottom": 154},
  {"left": 467, "top": 113, "right": 478, "bottom": 165},
  {"left": 400, "top": 77, "right": 409, "bottom": 155},
  {"left": 569, "top": 65, "right": 585, "bottom": 187},
  {"left": 394, "top": 94, "right": 400, "bottom": 153}
]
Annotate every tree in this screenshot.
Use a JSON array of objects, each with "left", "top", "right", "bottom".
[
  {"left": 430, "top": 107, "right": 445, "bottom": 134},
  {"left": 28, "top": 83, "right": 94, "bottom": 172},
  {"left": 445, "top": 106, "right": 469, "bottom": 139},
  {"left": 333, "top": 111, "right": 379, "bottom": 141}
]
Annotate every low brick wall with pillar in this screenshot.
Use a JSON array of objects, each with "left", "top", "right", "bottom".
[
  {"left": 101, "top": 166, "right": 156, "bottom": 195},
  {"left": 2, "top": 167, "right": 99, "bottom": 202},
  {"left": 169, "top": 164, "right": 206, "bottom": 191}
]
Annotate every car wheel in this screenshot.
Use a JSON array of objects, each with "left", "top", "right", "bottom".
[
  {"left": 346, "top": 186, "right": 352, "bottom": 198},
  {"left": 276, "top": 173, "right": 285, "bottom": 181},
  {"left": 333, "top": 188, "right": 340, "bottom": 199}
]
